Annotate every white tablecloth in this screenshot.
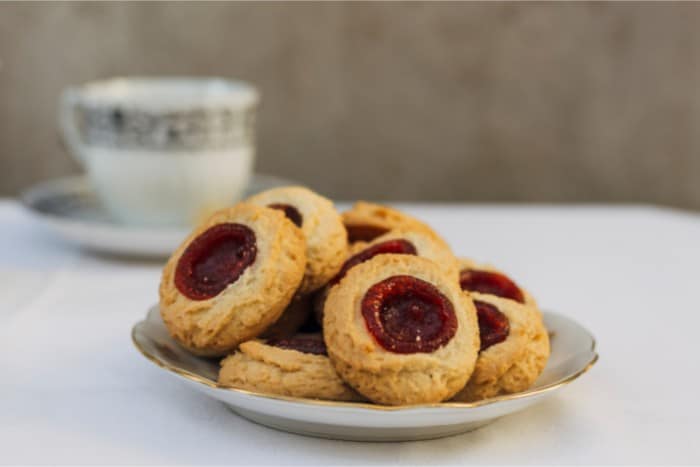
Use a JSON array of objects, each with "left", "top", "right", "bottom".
[{"left": 1, "top": 201, "right": 698, "bottom": 464}]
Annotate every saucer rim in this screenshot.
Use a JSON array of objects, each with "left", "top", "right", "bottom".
[
  {"left": 20, "top": 173, "right": 299, "bottom": 232},
  {"left": 132, "top": 304, "right": 599, "bottom": 412}
]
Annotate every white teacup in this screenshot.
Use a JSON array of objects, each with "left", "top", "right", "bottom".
[{"left": 60, "top": 77, "right": 259, "bottom": 227}]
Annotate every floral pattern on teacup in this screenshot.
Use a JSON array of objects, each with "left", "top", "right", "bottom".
[{"left": 76, "top": 106, "right": 255, "bottom": 151}]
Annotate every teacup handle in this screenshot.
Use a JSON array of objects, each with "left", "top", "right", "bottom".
[{"left": 59, "top": 88, "right": 86, "bottom": 165}]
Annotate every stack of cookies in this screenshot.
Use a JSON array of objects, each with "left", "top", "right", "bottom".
[{"left": 159, "top": 187, "right": 550, "bottom": 406}]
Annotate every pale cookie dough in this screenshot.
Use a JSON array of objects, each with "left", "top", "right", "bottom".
[
  {"left": 246, "top": 186, "right": 348, "bottom": 294},
  {"left": 323, "top": 255, "right": 480, "bottom": 405},
  {"left": 218, "top": 338, "right": 361, "bottom": 402},
  {"left": 160, "top": 203, "right": 306, "bottom": 356}
]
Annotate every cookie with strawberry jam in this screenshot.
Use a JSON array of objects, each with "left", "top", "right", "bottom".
[
  {"left": 452, "top": 293, "right": 550, "bottom": 402},
  {"left": 246, "top": 186, "right": 348, "bottom": 294},
  {"left": 342, "top": 201, "right": 446, "bottom": 244},
  {"left": 323, "top": 255, "right": 479, "bottom": 405},
  {"left": 313, "top": 229, "right": 460, "bottom": 324},
  {"left": 218, "top": 335, "right": 362, "bottom": 401},
  {"left": 458, "top": 258, "right": 538, "bottom": 308},
  {"left": 159, "top": 203, "right": 306, "bottom": 356}
]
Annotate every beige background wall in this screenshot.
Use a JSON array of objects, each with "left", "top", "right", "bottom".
[{"left": 2, "top": 2, "right": 700, "bottom": 207}]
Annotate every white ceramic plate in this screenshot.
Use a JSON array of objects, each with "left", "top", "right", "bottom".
[
  {"left": 132, "top": 305, "right": 597, "bottom": 441},
  {"left": 20, "top": 174, "right": 297, "bottom": 257}
]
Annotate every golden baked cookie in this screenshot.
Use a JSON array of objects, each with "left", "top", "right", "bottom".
[
  {"left": 313, "top": 228, "right": 461, "bottom": 324},
  {"left": 452, "top": 293, "right": 550, "bottom": 402},
  {"left": 458, "top": 257, "right": 538, "bottom": 308},
  {"left": 159, "top": 203, "right": 306, "bottom": 356},
  {"left": 246, "top": 186, "right": 348, "bottom": 294},
  {"left": 323, "top": 255, "right": 480, "bottom": 405},
  {"left": 261, "top": 293, "right": 313, "bottom": 340},
  {"left": 218, "top": 336, "right": 362, "bottom": 402},
  {"left": 364, "top": 230, "right": 459, "bottom": 280},
  {"left": 342, "top": 201, "right": 446, "bottom": 244}
]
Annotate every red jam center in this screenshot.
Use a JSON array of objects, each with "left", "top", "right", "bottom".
[
  {"left": 361, "top": 275, "right": 458, "bottom": 354},
  {"left": 330, "top": 239, "right": 417, "bottom": 285},
  {"left": 459, "top": 269, "right": 525, "bottom": 304},
  {"left": 475, "top": 300, "right": 510, "bottom": 351},
  {"left": 267, "top": 334, "right": 327, "bottom": 355},
  {"left": 174, "top": 223, "right": 257, "bottom": 301},
  {"left": 267, "top": 203, "right": 303, "bottom": 227},
  {"left": 345, "top": 224, "right": 389, "bottom": 243}
]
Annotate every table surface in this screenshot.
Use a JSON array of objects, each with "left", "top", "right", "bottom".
[{"left": 1, "top": 200, "right": 698, "bottom": 465}]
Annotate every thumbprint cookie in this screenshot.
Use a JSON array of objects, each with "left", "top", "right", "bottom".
[
  {"left": 458, "top": 258, "right": 538, "bottom": 308},
  {"left": 218, "top": 336, "right": 362, "bottom": 402},
  {"left": 246, "top": 186, "right": 348, "bottom": 294},
  {"left": 313, "top": 229, "right": 460, "bottom": 323},
  {"left": 323, "top": 255, "right": 480, "bottom": 405},
  {"left": 452, "top": 293, "right": 550, "bottom": 402},
  {"left": 159, "top": 203, "right": 306, "bottom": 356},
  {"left": 342, "top": 201, "right": 446, "bottom": 244}
]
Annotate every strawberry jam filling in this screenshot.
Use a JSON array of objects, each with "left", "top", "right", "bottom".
[
  {"left": 459, "top": 269, "right": 525, "bottom": 304},
  {"left": 345, "top": 224, "right": 389, "bottom": 243},
  {"left": 330, "top": 239, "right": 417, "bottom": 285},
  {"left": 174, "top": 223, "right": 257, "bottom": 300},
  {"left": 267, "top": 334, "right": 327, "bottom": 355},
  {"left": 361, "top": 275, "right": 457, "bottom": 354},
  {"left": 475, "top": 300, "right": 510, "bottom": 351},
  {"left": 267, "top": 203, "right": 303, "bottom": 227}
]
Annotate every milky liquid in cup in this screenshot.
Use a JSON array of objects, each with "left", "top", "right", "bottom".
[{"left": 60, "top": 77, "right": 258, "bottom": 227}]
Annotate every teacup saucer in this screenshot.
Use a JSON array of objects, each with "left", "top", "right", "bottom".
[{"left": 21, "top": 174, "right": 298, "bottom": 257}]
